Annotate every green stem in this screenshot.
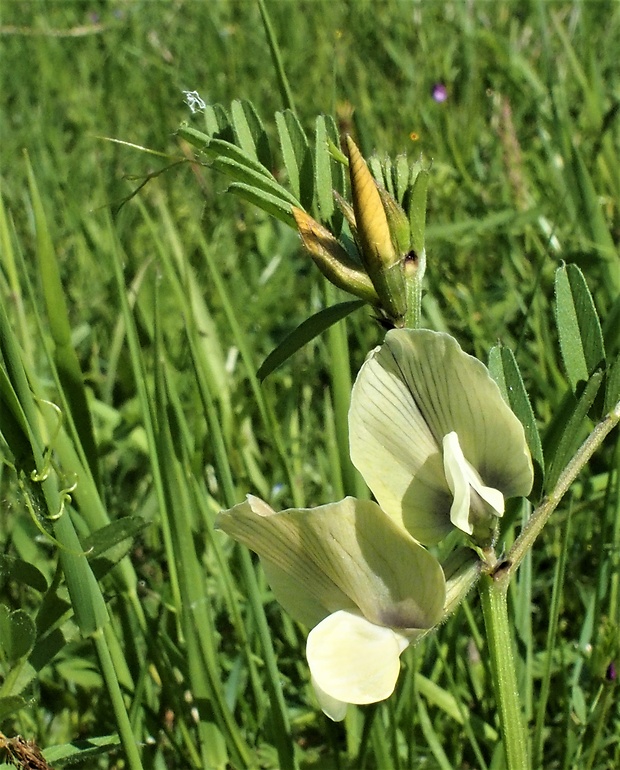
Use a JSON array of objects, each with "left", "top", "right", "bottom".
[
  {"left": 95, "top": 627, "right": 144, "bottom": 770},
  {"left": 506, "top": 398, "right": 620, "bottom": 579},
  {"left": 479, "top": 575, "right": 529, "bottom": 770}
]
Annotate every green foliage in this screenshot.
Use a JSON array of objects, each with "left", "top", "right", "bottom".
[{"left": 1, "top": 2, "right": 619, "bottom": 769}]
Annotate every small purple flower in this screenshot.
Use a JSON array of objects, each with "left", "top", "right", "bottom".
[
  {"left": 606, "top": 661, "right": 616, "bottom": 681},
  {"left": 431, "top": 83, "right": 448, "bottom": 103}
]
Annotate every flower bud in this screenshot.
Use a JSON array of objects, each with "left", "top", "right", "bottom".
[
  {"left": 292, "top": 208, "right": 380, "bottom": 305},
  {"left": 346, "top": 137, "right": 407, "bottom": 323}
]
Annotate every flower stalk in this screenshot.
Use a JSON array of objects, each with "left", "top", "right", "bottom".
[{"left": 479, "top": 575, "right": 529, "bottom": 770}]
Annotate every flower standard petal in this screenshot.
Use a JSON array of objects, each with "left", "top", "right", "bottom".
[
  {"left": 307, "top": 610, "right": 410, "bottom": 717},
  {"left": 350, "top": 339, "right": 453, "bottom": 545},
  {"left": 350, "top": 329, "right": 533, "bottom": 545},
  {"left": 382, "top": 329, "right": 534, "bottom": 498}
]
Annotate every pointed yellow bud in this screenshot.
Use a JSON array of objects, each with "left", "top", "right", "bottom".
[
  {"left": 346, "top": 136, "right": 396, "bottom": 270},
  {"left": 292, "top": 208, "right": 380, "bottom": 305},
  {"left": 345, "top": 137, "right": 407, "bottom": 323}
]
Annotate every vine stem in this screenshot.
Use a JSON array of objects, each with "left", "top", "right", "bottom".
[
  {"left": 479, "top": 575, "right": 529, "bottom": 770},
  {"left": 505, "top": 397, "right": 620, "bottom": 581}
]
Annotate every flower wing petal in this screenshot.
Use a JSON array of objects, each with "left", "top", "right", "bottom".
[
  {"left": 216, "top": 496, "right": 445, "bottom": 630},
  {"left": 307, "top": 610, "right": 409, "bottom": 710},
  {"left": 216, "top": 496, "right": 347, "bottom": 627}
]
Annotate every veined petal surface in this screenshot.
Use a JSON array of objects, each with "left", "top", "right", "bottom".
[
  {"left": 350, "top": 329, "right": 533, "bottom": 545},
  {"left": 216, "top": 495, "right": 445, "bottom": 630}
]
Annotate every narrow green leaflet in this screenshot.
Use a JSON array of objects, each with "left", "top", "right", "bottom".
[
  {"left": 555, "top": 264, "right": 605, "bottom": 390},
  {"left": 231, "top": 99, "right": 273, "bottom": 169},
  {"left": 83, "top": 517, "right": 149, "bottom": 581},
  {"left": 0, "top": 555, "right": 48, "bottom": 593},
  {"left": 546, "top": 370, "right": 604, "bottom": 490},
  {"left": 324, "top": 114, "right": 345, "bottom": 235},
  {"left": 604, "top": 353, "right": 620, "bottom": 414},
  {"left": 394, "top": 154, "right": 410, "bottom": 206},
  {"left": 407, "top": 163, "right": 430, "bottom": 257},
  {"left": 489, "top": 344, "right": 545, "bottom": 492},
  {"left": 44, "top": 735, "right": 121, "bottom": 766},
  {"left": 257, "top": 300, "right": 365, "bottom": 382},
  {"left": 276, "top": 110, "right": 302, "bottom": 203},
  {"left": 203, "top": 103, "right": 233, "bottom": 140},
  {"left": 276, "top": 110, "right": 314, "bottom": 210},
  {"left": 226, "top": 183, "right": 296, "bottom": 228},
  {"left": 314, "top": 115, "right": 335, "bottom": 222},
  {"left": 178, "top": 126, "right": 268, "bottom": 175},
  {"left": 0, "top": 606, "right": 36, "bottom": 662},
  {"left": 368, "top": 155, "right": 385, "bottom": 188},
  {"left": 213, "top": 156, "right": 300, "bottom": 208}
]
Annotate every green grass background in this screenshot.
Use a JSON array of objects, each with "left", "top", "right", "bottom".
[{"left": 0, "top": 1, "right": 619, "bottom": 768}]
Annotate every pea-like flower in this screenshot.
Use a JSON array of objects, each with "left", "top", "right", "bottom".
[
  {"left": 215, "top": 495, "right": 446, "bottom": 721},
  {"left": 216, "top": 328, "right": 532, "bottom": 720},
  {"left": 349, "top": 328, "right": 534, "bottom": 547}
]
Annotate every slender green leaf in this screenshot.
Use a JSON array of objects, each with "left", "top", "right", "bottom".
[
  {"left": 408, "top": 164, "right": 429, "bottom": 257},
  {"left": 0, "top": 607, "right": 35, "bottom": 662},
  {"left": 178, "top": 127, "right": 271, "bottom": 177},
  {"left": 555, "top": 263, "right": 605, "bottom": 390},
  {"left": 0, "top": 556, "right": 47, "bottom": 593},
  {"left": 203, "top": 103, "right": 232, "bottom": 140},
  {"left": 291, "top": 118, "right": 316, "bottom": 211},
  {"left": 43, "top": 735, "right": 122, "bottom": 765},
  {"left": 214, "top": 156, "right": 300, "bottom": 208},
  {"left": 314, "top": 115, "right": 334, "bottom": 222},
  {"left": 546, "top": 370, "right": 604, "bottom": 489},
  {"left": 368, "top": 155, "right": 384, "bottom": 187},
  {"left": 257, "top": 300, "right": 365, "bottom": 382},
  {"left": 226, "top": 182, "right": 296, "bottom": 227},
  {"left": 231, "top": 98, "right": 272, "bottom": 169},
  {"left": 231, "top": 98, "right": 260, "bottom": 162},
  {"left": 324, "top": 114, "right": 345, "bottom": 235},
  {"left": 393, "top": 154, "right": 410, "bottom": 206},
  {"left": 276, "top": 109, "right": 311, "bottom": 206},
  {"left": 604, "top": 352, "right": 620, "bottom": 414},
  {"left": 489, "top": 344, "right": 544, "bottom": 493},
  {"left": 84, "top": 518, "right": 149, "bottom": 581}
]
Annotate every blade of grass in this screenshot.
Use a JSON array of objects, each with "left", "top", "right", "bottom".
[
  {"left": 25, "top": 155, "right": 100, "bottom": 488},
  {"left": 257, "top": 0, "right": 296, "bottom": 114}
]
